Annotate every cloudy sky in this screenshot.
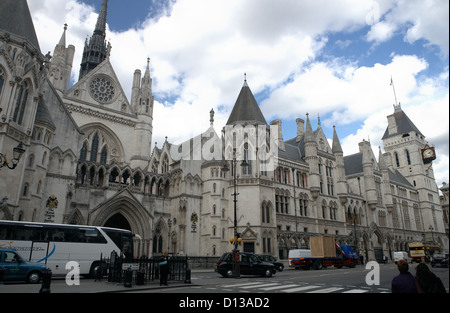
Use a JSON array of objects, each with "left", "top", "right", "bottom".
[{"left": 28, "top": 0, "right": 449, "bottom": 186}]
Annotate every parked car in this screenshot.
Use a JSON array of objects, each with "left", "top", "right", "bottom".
[
  {"left": 0, "top": 248, "right": 46, "bottom": 283},
  {"left": 216, "top": 252, "right": 275, "bottom": 278},
  {"left": 257, "top": 254, "right": 284, "bottom": 272},
  {"left": 431, "top": 253, "right": 449, "bottom": 268}
]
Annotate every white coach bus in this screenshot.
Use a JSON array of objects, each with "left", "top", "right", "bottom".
[{"left": 0, "top": 220, "right": 134, "bottom": 277}]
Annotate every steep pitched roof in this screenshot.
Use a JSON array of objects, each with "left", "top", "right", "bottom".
[
  {"left": 226, "top": 80, "right": 267, "bottom": 126},
  {"left": 387, "top": 168, "right": 414, "bottom": 188},
  {"left": 35, "top": 97, "right": 56, "bottom": 130},
  {"left": 344, "top": 152, "right": 363, "bottom": 176},
  {"left": 382, "top": 106, "right": 424, "bottom": 139},
  {"left": 0, "top": 0, "right": 41, "bottom": 52}
]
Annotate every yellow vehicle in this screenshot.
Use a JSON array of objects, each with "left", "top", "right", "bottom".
[{"left": 408, "top": 242, "right": 440, "bottom": 263}]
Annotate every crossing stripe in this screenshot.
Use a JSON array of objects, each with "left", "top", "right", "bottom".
[
  {"left": 283, "top": 285, "right": 322, "bottom": 293},
  {"left": 342, "top": 289, "right": 369, "bottom": 293},
  {"left": 260, "top": 284, "right": 298, "bottom": 291},
  {"left": 240, "top": 282, "right": 279, "bottom": 289},
  {"left": 307, "top": 287, "right": 344, "bottom": 293},
  {"left": 221, "top": 281, "right": 266, "bottom": 288}
]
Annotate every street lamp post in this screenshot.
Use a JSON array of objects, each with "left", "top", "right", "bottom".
[
  {"left": 222, "top": 149, "right": 247, "bottom": 278},
  {"left": 429, "top": 225, "right": 435, "bottom": 244},
  {"left": 167, "top": 218, "right": 172, "bottom": 254},
  {"left": 0, "top": 142, "right": 26, "bottom": 170}
]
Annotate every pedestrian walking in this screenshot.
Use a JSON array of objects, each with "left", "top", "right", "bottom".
[
  {"left": 415, "top": 262, "right": 446, "bottom": 293},
  {"left": 391, "top": 259, "right": 417, "bottom": 293},
  {"left": 159, "top": 256, "right": 169, "bottom": 286}
]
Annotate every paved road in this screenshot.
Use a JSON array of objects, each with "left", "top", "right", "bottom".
[
  {"left": 127, "top": 263, "right": 449, "bottom": 294},
  {"left": 0, "top": 263, "right": 447, "bottom": 294}
]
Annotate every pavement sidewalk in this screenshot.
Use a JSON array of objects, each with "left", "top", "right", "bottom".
[
  {"left": 0, "top": 269, "right": 213, "bottom": 293},
  {"left": 0, "top": 278, "right": 196, "bottom": 293}
]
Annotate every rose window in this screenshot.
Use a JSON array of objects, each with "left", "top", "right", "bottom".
[{"left": 89, "top": 77, "right": 116, "bottom": 104}]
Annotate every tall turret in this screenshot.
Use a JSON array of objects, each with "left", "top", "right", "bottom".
[
  {"left": 332, "top": 126, "right": 347, "bottom": 205},
  {"left": 304, "top": 113, "right": 320, "bottom": 199},
  {"left": 359, "top": 139, "right": 378, "bottom": 210},
  {"left": 130, "top": 59, "right": 154, "bottom": 168},
  {"left": 48, "top": 24, "right": 75, "bottom": 92}
]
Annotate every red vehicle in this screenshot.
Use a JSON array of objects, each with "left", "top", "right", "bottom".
[{"left": 289, "top": 236, "right": 359, "bottom": 270}]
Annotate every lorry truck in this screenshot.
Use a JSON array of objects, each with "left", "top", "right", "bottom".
[{"left": 288, "top": 236, "right": 359, "bottom": 270}]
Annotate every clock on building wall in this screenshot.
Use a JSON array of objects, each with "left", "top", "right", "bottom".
[
  {"left": 89, "top": 76, "right": 116, "bottom": 104},
  {"left": 421, "top": 145, "right": 436, "bottom": 164}
]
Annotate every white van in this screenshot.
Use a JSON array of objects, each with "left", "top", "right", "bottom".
[
  {"left": 288, "top": 249, "right": 311, "bottom": 267},
  {"left": 394, "top": 251, "right": 412, "bottom": 263}
]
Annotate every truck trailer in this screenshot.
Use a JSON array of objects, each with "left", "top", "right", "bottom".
[{"left": 288, "top": 236, "right": 359, "bottom": 270}]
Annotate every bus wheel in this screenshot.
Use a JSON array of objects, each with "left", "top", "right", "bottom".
[{"left": 89, "top": 262, "right": 103, "bottom": 279}]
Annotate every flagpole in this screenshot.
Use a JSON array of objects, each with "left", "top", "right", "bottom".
[{"left": 390, "top": 76, "right": 398, "bottom": 106}]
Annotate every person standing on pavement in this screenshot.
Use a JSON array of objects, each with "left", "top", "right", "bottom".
[
  {"left": 391, "top": 259, "right": 417, "bottom": 293},
  {"left": 415, "top": 263, "right": 446, "bottom": 293},
  {"left": 159, "top": 256, "right": 169, "bottom": 286}
]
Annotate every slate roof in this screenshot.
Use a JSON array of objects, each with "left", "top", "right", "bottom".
[
  {"left": 344, "top": 153, "right": 363, "bottom": 176},
  {"left": 382, "top": 108, "right": 424, "bottom": 139},
  {"left": 343, "top": 152, "right": 414, "bottom": 188},
  {"left": 35, "top": 97, "right": 56, "bottom": 129},
  {"left": 0, "top": 0, "right": 41, "bottom": 52},
  {"left": 387, "top": 168, "right": 414, "bottom": 188},
  {"left": 283, "top": 136, "right": 307, "bottom": 163},
  {"left": 226, "top": 80, "right": 267, "bottom": 126}
]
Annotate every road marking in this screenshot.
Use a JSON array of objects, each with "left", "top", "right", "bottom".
[
  {"left": 342, "top": 289, "right": 369, "bottom": 293},
  {"left": 307, "top": 287, "right": 344, "bottom": 293},
  {"left": 283, "top": 285, "right": 322, "bottom": 293},
  {"left": 221, "top": 281, "right": 266, "bottom": 288},
  {"left": 260, "top": 284, "right": 298, "bottom": 291},
  {"left": 240, "top": 282, "right": 279, "bottom": 289}
]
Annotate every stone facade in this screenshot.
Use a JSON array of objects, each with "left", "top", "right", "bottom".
[{"left": 1, "top": 0, "right": 447, "bottom": 261}]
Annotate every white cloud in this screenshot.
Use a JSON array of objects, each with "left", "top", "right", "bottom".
[
  {"left": 366, "top": 0, "right": 449, "bottom": 55},
  {"left": 28, "top": 0, "right": 449, "bottom": 185}
]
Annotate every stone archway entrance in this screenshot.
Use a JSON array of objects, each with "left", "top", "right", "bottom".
[
  {"left": 89, "top": 189, "right": 152, "bottom": 257},
  {"left": 104, "top": 213, "right": 132, "bottom": 231}
]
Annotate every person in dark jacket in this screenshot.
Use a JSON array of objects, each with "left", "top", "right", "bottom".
[
  {"left": 159, "top": 256, "right": 169, "bottom": 286},
  {"left": 415, "top": 262, "right": 446, "bottom": 293},
  {"left": 391, "top": 259, "right": 417, "bottom": 293}
]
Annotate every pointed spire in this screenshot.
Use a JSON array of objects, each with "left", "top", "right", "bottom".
[
  {"left": 378, "top": 146, "right": 387, "bottom": 170},
  {"left": 53, "top": 24, "right": 68, "bottom": 56},
  {"left": 305, "top": 113, "right": 314, "bottom": 143},
  {"left": 57, "top": 24, "right": 68, "bottom": 47},
  {"left": 226, "top": 75, "right": 267, "bottom": 126},
  {"left": 140, "top": 57, "right": 152, "bottom": 90},
  {"left": 210, "top": 108, "right": 215, "bottom": 126},
  {"left": 94, "top": 0, "right": 108, "bottom": 37},
  {"left": 79, "top": 0, "right": 109, "bottom": 80},
  {"left": 332, "top": 125, "right": 343, "bottom": 154},
  {"left": 0, "top": 0, "right": 41, "bottom": 52}
]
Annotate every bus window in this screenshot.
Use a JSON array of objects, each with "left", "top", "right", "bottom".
[{"left": 102, "top": 229, "right": 134, "bottom": 258}]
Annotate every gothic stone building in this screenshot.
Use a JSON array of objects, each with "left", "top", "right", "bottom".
[{"left": 1, "top": 0, "right": 447, "bottom": 261}]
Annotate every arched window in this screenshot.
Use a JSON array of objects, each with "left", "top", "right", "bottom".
[
  {"left": 80, "top": 142, "right": 88, "bottom": 161},
  {"left": 162, "top": 155, "right": 169, "bottom": 173},
  {"left": 100, "top": 146, "right": 108, "bottom": 164},
  {"left": 12, "top": 81, "right": 30, "bottom": 125},
  {"left": 406, "top": 149, "right": 411, "bottom": 165},
  {"left": 22, "top": 183, "right": 29, "bottom": 197},
  {"left": 28, "top": 154, "right": 34, "bottom": 168},
  {"left": 394, "top": 152, "right": 400, "bottom": 167},
  {"left": 90, "top": 132, "right": 99, "bottom": 162}
]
